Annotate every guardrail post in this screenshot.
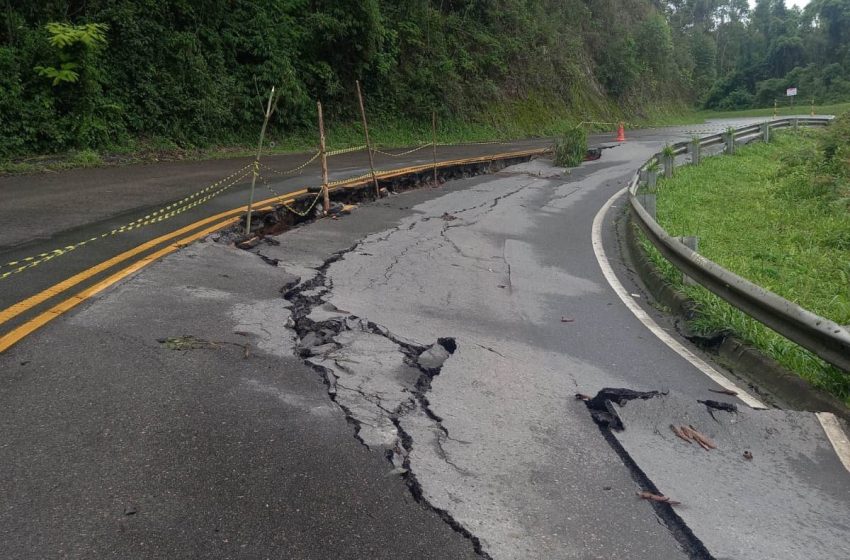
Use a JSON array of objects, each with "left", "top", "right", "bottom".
[
  {"left": 724, "top": 131, "right": 736, "bottom": 155},
  {"left": 641, "top": 193, "right": 657, "bottom": 220},
  {"left": 647, "top": 170, "right": 658, "bottom": 189},
  {"left": 676, "top": 236, "right": 700, "bottom": 285},
  {"left": 689, "top": 140, "right": 701, "bottom": 166},
  {"left": 761, "top": 123, "right": 771, "bottom": 143},
  {"left": 793, "top": 118, "right": 799, "bottom": 132},
  {"left": 663, "top": 154, "right": 674, "bottom": 179}
]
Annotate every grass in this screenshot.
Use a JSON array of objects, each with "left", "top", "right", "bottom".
[
  {"left": 647, "top": 101, "right": 850, "bottom": 127},
  {"left": 3, "top": 99, "right": 849, "bottom": 175},
  {"left": 698, "top": 101, "right": 850, "bottom": 121},
  {"left": 642, "top": 129, "right": 850, "bottom": 404},
  {"left": 553, "top": 127, "right": 588, "bottom": 167}
]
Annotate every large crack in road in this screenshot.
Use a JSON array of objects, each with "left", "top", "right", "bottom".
[
  {"left": 243, "top": 157, "right": 694, "bottom": 559},
  {"left": 280, "top": 244, "right": 492, "bottom": 556},
  {"left": 11, "top": 122, "right": 846, "bottom": 559},
  {"left": 236, "top": 151, "right": 849, "bottom": 559}
]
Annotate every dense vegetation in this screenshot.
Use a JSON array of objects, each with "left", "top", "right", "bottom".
[
  {"left": 682, "top": 0, "right": 850, "bottom": 110},
  {"left": 0, "top": 0, "right": 686, "bottom": 158},
  {"left": 1, "top": 0, "right": 849, "bottom": 159},
  {"left": 647, "top": 116, "right": 850, "bottom": 403}
]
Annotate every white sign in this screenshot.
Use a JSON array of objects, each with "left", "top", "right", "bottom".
[{"left": 787, "top": 87, "right": 798, "bottom": 97}]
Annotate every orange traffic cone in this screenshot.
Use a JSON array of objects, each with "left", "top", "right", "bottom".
[{"left": 616, "top": 122, "right": 626, "bottom": 142}]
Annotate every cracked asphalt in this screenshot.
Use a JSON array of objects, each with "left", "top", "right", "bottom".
[{"left": 2, "top": 118, "right": 849, "bottom": 559}]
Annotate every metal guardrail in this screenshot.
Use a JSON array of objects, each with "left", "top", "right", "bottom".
[{"left": 628, "top": 117, "right": 850, "bottom": 372}]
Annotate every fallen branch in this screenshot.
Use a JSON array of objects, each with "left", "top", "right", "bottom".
[{"left": 637, "top": 491, "right": 681, "bottom": 506}]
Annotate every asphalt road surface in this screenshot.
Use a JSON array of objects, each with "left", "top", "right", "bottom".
[
  {"left": 1, "top": 118, "right": 848, "bottom": 559},
  {"left": 0, "top": 138, "right": 550, "bottom": 338}
]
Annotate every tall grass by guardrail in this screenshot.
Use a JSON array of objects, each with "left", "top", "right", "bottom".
[{"left": 643, "top": 127, "right": 850, "bottom": 403}]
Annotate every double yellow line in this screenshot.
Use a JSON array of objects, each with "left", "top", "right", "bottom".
[
  {"left": 0, "top": 147, "right": 548, "bottom": 353},
  {"left": 0, "top": 187, "right": 306, "bottom": 353}
]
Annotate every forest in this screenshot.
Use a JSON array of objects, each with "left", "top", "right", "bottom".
[{"left": 1, "top": 0, "right": 848, "bottom": 158}]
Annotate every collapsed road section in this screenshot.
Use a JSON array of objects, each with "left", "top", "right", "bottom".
[
  {"left": 241, "top": 149, "right": 850, "bottom": 559},
  {"left": 582, "top": 389, "right": 850, "bottom": 560},
  {"left": 237, "top": 152, "right": 705, "bottom": 559},
  {"left": 280, "top": 256, "right": 492, "bottom": 554},
  {"left": 3, "top": 136, "right": 848, "bottom": 559}
]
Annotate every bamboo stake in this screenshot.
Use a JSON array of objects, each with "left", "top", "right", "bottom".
[
  {"left": 317, "top": 101, "right": 330, "bottom": 215},
  {"left": 355, "top": 80, "right": 380, "bottom": 199},
  {"left": 245, "top": 86, "right": 276, "bottom": 235},
  {"left": 432, "top": 110, "right": 438, "bottom": 187}
]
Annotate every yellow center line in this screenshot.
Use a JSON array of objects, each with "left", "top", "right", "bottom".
[
  {"left": 0, "top": 189, "right": 307, "bottom": 328},
  {"left": 0, "top": 147, "right": 549, "bottom": 352},
  {"left": 0, "top": 217, "right": 241, "bottom": 353}
]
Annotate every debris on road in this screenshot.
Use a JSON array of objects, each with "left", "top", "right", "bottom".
[
  {"left": 237, "top": 236, "right": 261, "bottom": 249},
  {"left": 698, "top": 399, "right": 738, "bottom": 412},
  {"left": 560, "top": 316, "right": 575, "bottom": 323},
  {"left": 158, "top": 335, "right": 216, "bottom": 350},
  {"left": 670, "top": 424, "right": 692, "bottom": 444},
  {"left": 698, "top": 399, "right": 738, "bottom": 422},
  {"left": 709, "top": 388, "right": 738, "bottom": 396},
  {"left": 670, "top": 424, "right": 717, "bottom": 450},
  {"left": 744, "top": 450, "right": 753, "bottom": 460},
  {"left": 157, "top": 335, "right": 250, "bottom": 358},
  {"left": 686, "top": 425, "right": 716, "bottom": 450},
  {"left": 441, "top": 212, "right": 458, "bottom": 221},
  {"left": 637, "top": 491, "right": 681, "bottom": 506},
  {"left": 583, "top": 388, "right": 666, "bottom": 430},
  {"left": 417, "top": 341, "right": 453, "bottom": 371}
]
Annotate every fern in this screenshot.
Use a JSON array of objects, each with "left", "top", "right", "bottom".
[
  {"left": 35, "top": 23, "right": 107, "bottom": 86},
  {"left": 35, "top": 63, "right": 80, "bottom": 86},
  {"left": 44, "top": 23, "right": 107, "bottom": 50}
]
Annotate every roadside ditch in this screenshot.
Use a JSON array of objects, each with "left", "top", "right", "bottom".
[{"left": 615, "top": 207, "right": 850, "bottom": 421}]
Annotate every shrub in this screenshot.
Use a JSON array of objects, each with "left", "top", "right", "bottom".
[
  {"left": 553, "top": 126, "right": 587, "bottom": 167},
  {"left": 820, "top": 111, "right": 850, "bottom": 174}
]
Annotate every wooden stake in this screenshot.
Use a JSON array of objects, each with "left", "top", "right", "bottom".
[
  {"left": 355, "top": 80, "right": 380, "bottom": 199},
  {"left": 245, "top": 86, "right": 275, "bottom": 235},
  {"left": 317, "top": 101, "right": 330, "bottom": 215},
  {"left": 432, "top": 111, "right": 438, "bottom": 187}
]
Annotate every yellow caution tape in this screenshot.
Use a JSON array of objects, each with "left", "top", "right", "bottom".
[
  {"left": 373, "top": 143, "right": 433, "bottom": 158},
  {"left": 260, "top": 151, "right": 321, "bottom": 176},
  {"left": 0, "top": 168, "right": 253, "bottom": 280},
  {"left": 326, "top": 145, "right": 368, "bottom": 157}
]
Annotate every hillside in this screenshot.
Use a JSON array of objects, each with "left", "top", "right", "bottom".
[
  {"left": 2, "top": 0, "right": 849, "bottom": 160},
  {"left": 0, "top": 0, "right": 686, "bottom": 158}
]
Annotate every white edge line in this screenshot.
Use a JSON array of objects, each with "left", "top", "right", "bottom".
[
  {"left": 591, "top": 186, "right": 766, "bottom": 410},
  {"left": 816, "top": 412, "right": 850, "bottom": 474}
]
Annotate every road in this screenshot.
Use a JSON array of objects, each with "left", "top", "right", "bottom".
[
  {"left": 1, "top": 119, "right": 848, "bottom": 559},
  {"left": 0, "top": 139, "right": 555, "bottom": 344}
]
